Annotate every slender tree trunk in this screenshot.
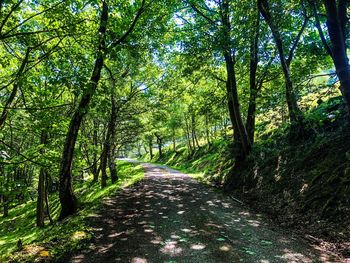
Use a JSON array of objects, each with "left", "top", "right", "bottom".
[
  {"left": 194, "top": 130, "right": 200, "bottom": 148},
  {"left": 45, "top": 174, "right": 53, "bottom": 225},
  {"left": 149, "top": 138, "right": 154, "bottom": 160},
  {"left": 221, "top": 0, "right": 251, "bottom": 158},
  {"left": 108, "top": 91, "right": 118, "bottom": 183},
  {"left": 36, "top": 131, "right": 48, "bottom": 227},
  {"left": 159, "top": 139, "right": 162, "bottom": 158},
  {"left": 214, "top": 123, "right": 217, "bottom": 139},
  {"left": 0, "top": 166, "right": 4, "bottom": 217},
  {"left": 2, "top": 169, "right": 9, "bottom": 217},
  {"left": 205, "top": 112, "right": 211, "bottom": 146},
  {"left": 191, "top": 114, "right": 196, "bottom": 150},
  {"left": 137, "top": 142, "right": 142, "bottom": 156},
  {"left": 324, "top": 0, "right": 350, "bottom": 114},
  {"left": 59, "top": 2, "right": 108, "bottom": 220},
  {"left": 108, "top": 149, "right": 118, "bottom": 183},
  {"left": 185, "top": 116, "right": 193, "bottom": 152},
  {"left": 3, "top": 195, "right": 8, "bottom": 217},
  {"left": 191, "top": 114, "right": 200, "bottom": 148},
  {"left": 0, "top": 48, "right": 30, "bottom": 130},
  {"left": 224, "top": 53, "right": 251, "bottom": 158},
  {"left": 155, "top": 134, "right": 163, "bottom": 158},
  {"left": 36, "top": 168, "right": 46, "bottom": 227},
  {"left": 173, "top": 130, "right": 176, "bottom": 152},
  {"left": 143, "top": 142, "right": 149, "bottom": 154},
  {"left": 100, "top": 95, "right": 116, "bottom": 187},
  {"left": 246, "top": 10, "right": 260, "bottom": 145},
  {"left": 92, "top": 121, "right": 99, "bottom": 182},
  {"left": 100, "top": 138, "right": 109, "bottom": 188},
  {"left": 0, "top": 194, "right": 4, "bottom": 217},
  {"left": 258, "top": 0, "right": 304, "bottom": 137}
]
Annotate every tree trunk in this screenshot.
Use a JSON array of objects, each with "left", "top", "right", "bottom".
[
  {"left": 3, "top": 195, "right": 8, "bottom": 217},
  {"left": 100, "top": 138, "right": 109, "bottom": 188},
  {"left": 205, "top": 112, "right": 211, "bottom": 146},
  {"left": 108, "top": 140, "right": 118, "bottom": 183},
  {"left": 246, "top": 9, "right": 260, "bottom": 145},
  {"left": 108, "top": 90, "right": 118, "bottom": 183},
  {"left": 224, "top": 53, "right": 251, "bottom": 158},
  {"left": 258, "top": 0, "right": 304, "bottom": 137},
  {"left": 59, "top": 1, "right": 108, "bottom": 220},
  {"left": 108, "top": 150, "right": 118, "bottom": 183},
  {"left": 92, "top": 121, "right": 99, "bottom": 182},
  {"left": 155, "top": 134, "right": 163, "bottom": 158},
  {"left": 143, "top": 142, "right": 149, "bottom": 154},
  {"left": 173, "top": 134, "right": 176, "bottom": 152},
  {"left": 36, "top": 168, "right": 46, "bottom": 227},
  {"left": 324, "top": 0, "right": 350, "bottom": 115},
  {"left": 149, "top": 138, "right": 154, "bottom": 160},
  {"left": 191, "top": 114, "right": 197, "bottom": 149},
  {"left": 184, "top": 116, "right": 193, "bottom": 152},
  {"left": 2, "top": 171, "right": 9, "bottom": 218},
  {"left": 0, "top": 48, "right": 30, "bottom": 130},
  {"left": 192, "top": 114, "right": 200, "bottom": 148},
  {"left": 45, "top": 174, "right": 53, "bottom": 225},
  {"left": 221, "top": 0, "right": 251, "bottom": 159},
  {"left": 137, "top": 142, "right": 142, "bottom": 156},
  {"left": 36, "top": 130, "right": 48, "bottom": 227}
]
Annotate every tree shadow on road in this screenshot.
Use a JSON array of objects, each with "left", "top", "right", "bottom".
[{"left": 65, "top": 165, "right": 340, "bottom": 263}]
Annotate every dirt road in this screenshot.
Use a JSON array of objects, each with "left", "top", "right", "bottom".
[{"left": 66, "top": 162, "right": 340, "bottom": 263}]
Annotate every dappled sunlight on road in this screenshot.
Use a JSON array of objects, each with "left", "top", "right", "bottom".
[{"left": 67, "top": 162, "right": 340, "bottom": 263}]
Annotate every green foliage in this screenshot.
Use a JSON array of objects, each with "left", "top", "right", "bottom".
[
  {"left": 0, "top": 161, "right": 144, "bottom": 262},
  {"left": 1, "top": 0, "right": 350, "bottom": 259},
  {"left": 142, "top": 139, "right": 233, "bottom": 186}
]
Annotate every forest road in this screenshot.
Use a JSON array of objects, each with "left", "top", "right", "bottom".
[{"left": 65, "top": 161, "right": 341, "bottom": 263}]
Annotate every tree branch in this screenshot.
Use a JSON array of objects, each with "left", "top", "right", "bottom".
[
  {"left": 308, "top": 0, "right": 333, "bottom": 58},
  {"left": 108, "top": 0, "right": 147, "bottom": 49},
  {"left": 287, "top": 15, "right": 309, "bottom": 66}
]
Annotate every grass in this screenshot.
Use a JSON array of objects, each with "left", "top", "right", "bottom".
[
  {"left": 141, "top": 140, "right": 234, "bottom": 187},
  {"left": 0, "top": 160, "right": 144, "bottom": 262}
]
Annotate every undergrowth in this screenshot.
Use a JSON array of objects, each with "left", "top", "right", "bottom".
[
  {"left": 0, "top": 160, "right": 144, "bottom": 262},
  {"left": 142, "top": 96, "right": 350, "bottom": 243}
]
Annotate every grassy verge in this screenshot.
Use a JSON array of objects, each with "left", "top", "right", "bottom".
[
  {"left": 141, "top": 140, "right": 234, "bottom": 187},
  {"left": 0, "top": 160, "right": 144, "bottom": 262}
]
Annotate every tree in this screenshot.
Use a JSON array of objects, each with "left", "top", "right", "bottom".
[
  {"left": 58, "top": 1, "right": 109, "bottom": 219},
  {"left": 258, "top": 0, "right": 309, "bottom": 138},
  {"left": 311, "top": 0, "right": 350, "bottom": 115}
]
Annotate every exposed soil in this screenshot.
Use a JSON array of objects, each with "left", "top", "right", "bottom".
[{"left": 63, "top": 162, "right": 342, "bottom": 263}]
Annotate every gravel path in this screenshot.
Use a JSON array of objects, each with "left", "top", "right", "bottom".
[{"left": 65, "top": 162, "right": 340, "bottom": 263}]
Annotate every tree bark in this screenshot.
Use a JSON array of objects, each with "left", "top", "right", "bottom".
[
  {"left": 108, "top": 149, "right": 118, "bottom": 183},
  {"left": 45, "top": 173, "right": 53, "bottom": 225},
  {"left": 221, "top": 0, "right": 251, "bottom": 158},
  {"left": 3, "top": 195, "right": 8, "bottom": 217},
  {"left": 184, "top": 116, "right": 193, "bottom": 152},
  {"left": 92, "top": 121, "right": 99, "bottom": 182},
  {"left": 258, "top": 0, "right": 305, "bottom": 136},
  {"left": 0, "top": 48, "right": 30, "bottom": 129},
  {"left": 59, "top": 1, "right": 108, "bottom": 220},
  {"left": 155, "top": 133, "right": 163, "bottom": 158},
  {"left": 172, "top": 129, "right": 176, "bottom": 152},
  {"left": 100, "top": 134, "right": 109, "bottom": 188},
  {"left": 36, "top": 130, "right": 48, "bottom": 227},
  {"left": 108, "top": 90, "right": 118, "bottom": 183},
  {"left": 205, "top": 112, "right": 211, "bottom": 146},
  {"left": 246, "top": 9, "right": 260, "bottom": 145},
  {"left": 191, "top": 113, "right": 198, "bottom": 149},
  {"left": 36, "top": 169, "right": 46, "bottom": 227},
  {"left": 148, "top": 138, "right": 154, "bottom": 159},
  {"left": 324, "top": 0, "right": 350, "bottom": 115}
]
